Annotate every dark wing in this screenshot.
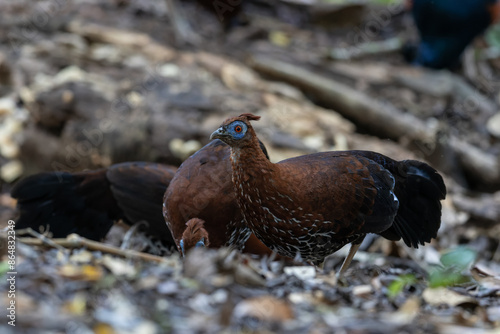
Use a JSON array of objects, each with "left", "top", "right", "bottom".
[
  {"left": 277, "top": 152, "right": 399, "bottom": 238},
  {"left": 11, "top": 162, "right": 177, "bottom": 245},
  {"left": 350, "top": 151, "right": 446, "bottom": 247},
  {"left": 164, "top": 139, "right": 271, "bottom": 251},
  {"left": 107, "top": 162, "right": 177, "bottom": 244},
  {"left": 164, "top": 139, "right": 241, "bottom": 249},
  {"left": 11, "top": 169, "right": 119, "bottom": 240}
]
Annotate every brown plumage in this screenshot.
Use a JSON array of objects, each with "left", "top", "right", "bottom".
[
  {"left": 180, "top": 218, "right": 210, "bottom": 255},
  {"left": 210, "top": 114, "right": 446, "bottom": 274},
  {"left": 164, "top": 139, "right": 275, "bottom": 257},
  {"left": 12, "top": 141, "right": 276, "bottom": 257},
  {"left": 11, "top": 162, "right": 177, "bottom": 245}
]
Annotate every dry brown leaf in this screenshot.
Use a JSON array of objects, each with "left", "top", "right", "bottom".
[
  {"left": 390, "top": 296, "right": 421, "bottom": 324},
  {"left": 69, "top": 250, "right": 93, "bottom": 263},
  {"left": 59, "top": 264, "right": 103, "bottom": 281},
  {"left": 220, "top": 63, "right": 260, "bottom": 92},
  {"left": 284, "top": 266, "right": 316, "bottom": 280},
  {"left": 471, "top": 264, "right": 500, "bottom": 290},
  {"left": 353, "top": 285, "right": 373, "bottom": 297},
  {"left": 64, "top": 293, "right": 87, "bottom": 315},
  {"left": 101, "top": 255, "right": 136, "bottom": 278},
  {"left": 233, "top": 296, "right": 294, "bottom": 323},
  {"left": 423, "top": 287, "right": 477, "bottom": 307},
  {"left": 93, "top": 323, "right": 115, "bottom": 334}
]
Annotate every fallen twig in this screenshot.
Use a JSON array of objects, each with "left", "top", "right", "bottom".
[
  {"left": 249, "top": 56, "right": 500, "bottom": 187},
  {"left": 328, "top": 37, "right": 405, "bottom": 61},
  {"left": 249, "top": 55, "right": 437, "bottom": 142},
  {"left": 65, "top": 20, "right": 176, "bottom": 62},
  {"left": 16, "top": 228, "right": 68, "bottom": 253},
  {"left": 19, "top": 233, "right": 168, "bottom": 263},
  {"left": 447, "top": 136, "right": 500, "bottom": 187}
]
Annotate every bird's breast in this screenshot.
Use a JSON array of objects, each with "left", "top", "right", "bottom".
[{"left": 233, "top": 167, "right": 350, "bottom": 260}]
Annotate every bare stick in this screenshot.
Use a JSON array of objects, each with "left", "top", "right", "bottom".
[
  {"left": 249, "top": 55, "right": 437, "bottom": 142},
  {"left": 16, "top": 228, "right": 68, "bottom": 253},
  {"left": 328, "top": 37, "right": 405, "bottom": 61},
  {"left": 19, "top": 234, "right": 167, "bottom": 263}
]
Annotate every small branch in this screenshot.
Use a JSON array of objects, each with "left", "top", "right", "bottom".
[
  {"left": 65, "top": 20, "right": 176, "bottom": 62},
  {"left": 328, "top": 37, "right": 405, "bottom": 61},
  {"left": 249, "top": 55, "right": 437, "bottom": 142},
  {"left": 448, "top": 136, "right": 500, "bottom": 186},
  {"left": 16, "top": 228, "right": 68, "bottom": 253},
  {"left": 394, "top": 69, "right": 497, "bottom": 116},
  {"left": 249, "top": 56, "right": 500, "bottom": 187},
  {"left": 19, "top": 234, "right": 167, "bottom": 263}
]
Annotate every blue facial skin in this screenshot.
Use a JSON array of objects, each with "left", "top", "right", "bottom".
[
  {"left": 227, "top": 121, "right": 247, "bottom": 140},
  {"left": 180, "top": 239, "right": 185, "bottom": 255},
  {"left": 195, "top": 238, "right": 206, "bottom": 248},
  {"left": 179, "top": 238, "right": 206, "bottom": 257},
  {"left": 210, "top": 120, "right": 249, "bottom": 142}
]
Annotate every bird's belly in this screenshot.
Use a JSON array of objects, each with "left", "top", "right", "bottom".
[
  {"left": 225, "top": 219, "right": 251, "bottom": 250},
  {"left": 266, "top": 232, "right": 351, "bottom": 264},
  {"left": 240, "top": 200, "right": 357, "bottom": 263}
]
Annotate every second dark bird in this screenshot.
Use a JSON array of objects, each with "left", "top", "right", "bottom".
[
  {"left": 408, "top": 0, "right": 500, "bottom": 69},
  {"left": 11, "top": 141, "right": 274, "bottom": 256}
]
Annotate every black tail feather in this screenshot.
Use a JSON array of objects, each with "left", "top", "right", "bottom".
[
  {"left": 350, "top": 151, "right": 446, "bottom": 247},
  {"left": 11, "top": 162, "right": 177, "bottom": 245},
  {"left": 11, "top": 170, "right": 117, "bottom": 240},
  {"left": 380, "top": 160, "right": 446, "bottom": 247},
  {"left": 107, "top": 162, "right": 176, "bottom": 243}
]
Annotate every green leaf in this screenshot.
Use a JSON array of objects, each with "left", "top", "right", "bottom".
[
  {"left": 428, "top": 268, "right": 471, "bottom": 288},
  {"left": 427, "top": 247, "right": 477, "bottom": 288},
  {"left": 440, "top": 247, "right": 476, "bottom": 271},
  {"left": 387, "top": 273, "right": 417, "bottom": 298}
]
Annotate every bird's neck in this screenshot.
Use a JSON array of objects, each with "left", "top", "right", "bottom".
[
  {"left": 229, "top": 139, "right": 289, "bottom": 257},
  {"left": 230, "top": 139, "right": 274, "bottom": 180}
]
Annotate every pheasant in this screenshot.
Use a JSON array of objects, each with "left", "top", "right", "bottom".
[
  {"left": 179, "top": 218, "right": 210, "bottom": 256},
  {"left": 210, "top": 114, "right": 446, "bottom": 274},
  {"left": 164, "top": 139, "right": 274, "bottom": 255},
  {"left": 11, "top": 141, "right": 275, "bottom": 256}
]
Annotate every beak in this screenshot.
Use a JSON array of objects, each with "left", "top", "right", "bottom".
[{"left": 210, "top": 127, "right": 226, "bottom": 140}]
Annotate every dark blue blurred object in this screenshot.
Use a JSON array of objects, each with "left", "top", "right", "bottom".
[{"left": 409, "top": 0, "right": 499, "bottom": 69}]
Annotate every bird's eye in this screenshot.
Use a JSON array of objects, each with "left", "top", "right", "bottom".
[{"left": 234, "top": 125, "right": 242, "bottom": 133}]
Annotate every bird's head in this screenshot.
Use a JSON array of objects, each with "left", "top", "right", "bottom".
[
  {"left": 179, "top": 237, "right": 206, "bottom": 256},
  {"left": 210, "top": 113, "right": 261, "bottom": 147},
  {"left": 179, "top": 218, "right": 210, "bottom": 257}
]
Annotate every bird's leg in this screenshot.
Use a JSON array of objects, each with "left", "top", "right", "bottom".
[{"left": 337, "top": 236, "right": 365, "bottom": 278}]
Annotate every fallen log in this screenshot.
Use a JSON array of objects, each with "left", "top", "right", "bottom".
[
  {"left": 249, "top": 55, "right": 437, "bottom": 142},
  {"left": 249, "top": 56, "right": 500, "bottom": 188}
]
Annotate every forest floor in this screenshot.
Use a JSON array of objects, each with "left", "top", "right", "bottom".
[{"left": 0, "top": 0, "right": 499, "bottom": 333}]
